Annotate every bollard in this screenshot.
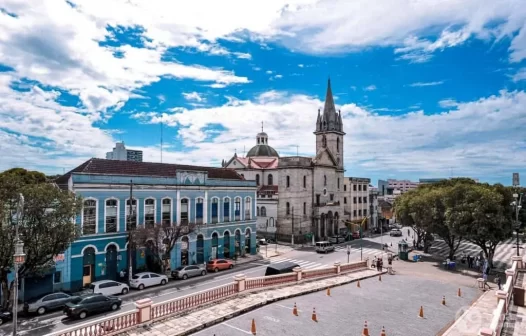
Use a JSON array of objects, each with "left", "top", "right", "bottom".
[
  {"left": 311, "top": 308, "right": 318, "bottom": 322},
  {"left": 362, "top": 320, "right": 369, "bottom": 336},
  {"left": 293, "top": 303, "right": 298, "bottom": 316},
  {"left": 458, "top": 288, "right": 462, "bottom": 297},
  {"left": 251, "top": 319, "right": 256, "bottom": 335},
  {"left": 327, "top": 288, "right": 331, "bottom": 296},
  {"left": 357, "top": 280, "right": 361, "bottom": 288},
  {"left": 419, "top": 306, "right": 424, "bottom": 318},
  {"left": 379, "top": 274, "right": 382, "bottom": 281},
  {"left": 442, "top": 296, "right": 446, "bottom": 306}
]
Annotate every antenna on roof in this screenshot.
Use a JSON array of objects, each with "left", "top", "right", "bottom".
[{"left": 160, "top": 115, "right": 164, "bottom": 163}]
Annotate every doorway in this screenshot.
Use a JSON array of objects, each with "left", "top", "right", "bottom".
[{"left": 82, "top": 247, "right": 95, "bottom": 287}]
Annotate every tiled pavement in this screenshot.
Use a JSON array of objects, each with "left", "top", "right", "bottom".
[{"left": 502, "top": 271, "right": 526, "bottom": 336}]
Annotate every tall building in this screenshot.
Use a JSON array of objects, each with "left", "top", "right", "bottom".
[
  {"left": 224, "top": 79, "right": 345, "bottom": 241},
  {"left": 369, "top": 187, "right": 379, "bottom": 230},
  {"left": 106, "top": 142, "right": 143, "bottom": 162},
  {"left": 343, "top": 177, "right": 370, "bottom": 225},
  {"left": 387, "top": 179, "right": 419, "bottom": 193}
]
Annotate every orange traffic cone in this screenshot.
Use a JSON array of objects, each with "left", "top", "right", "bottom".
[
  {"left": 380, "top": 326, "right": 386, "bottom": 336},
  {"left": 327, "top": 288, "right": 331, "bottom": 296},
  {"left": 362, "top": 320, "right": 369, "bottom": 336},
  {"left": 458, "top": 288, "right": 462, "bottom": 297},
  {"left": 357, "top": 280, "right": 361, "bottom": 288},
  {"left": 312, "top": 308, "right": 318, "bottom": 322},
  {"left": 379, "top": 274, "right": 382, "bottom": 281},
  {"left": 442, "top": 296, "right": 446, "bottom": 306},
  {"left": 419, "top": 306, "right": 424, "bottom": 318},
  {"left": 251, "top": 319, "right": 256, "bottom": 335},
  {"left": 293, "top": 303, "right": 298, "bottom": 316}
]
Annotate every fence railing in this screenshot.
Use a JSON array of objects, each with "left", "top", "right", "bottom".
[{"left": 48, "top": 260, "right": 369, "bottom": 336}]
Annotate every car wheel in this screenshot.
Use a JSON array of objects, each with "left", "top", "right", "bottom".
[
  {"left": 201, "top": 270, "right": 206, "bottom": 276},
  {"left": 161, "top": 279, "right": 167, "bottom": 285},
  {"left": 229, "top": 264, "right": 234, "bottom": 269},
  {"left": 121, "top": 288, "right": 129, "bottom": 295},
  {"left": 79, "top": 311, "right": 87, "bottom": 319},
  {"left": 37, "top": 307, "right": 47, "bottom": 315},
  {"left": 182, "top": 274, "right": 188, "bottom": 280},
  {"left": 214, "top": 268, "right": 219, "bottom": 273},
  {"left": 138, "top": 284, "right": 145, "bottom": 290},
  {"left": 111, "top": 303, "right": 119, "bottom": 311}
]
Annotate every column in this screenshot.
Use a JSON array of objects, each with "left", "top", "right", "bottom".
[
  {"left": 293, "top": 267, "right": 302, "bottom": 281},
  {"left": 234, "top": 274, "right": 246, "bottom": 292},
  {"left": 204, "top": 191, "right": 208, "bottom": 224},
  {"left": 511, "top": 255, "right": 523, "bottom": 269},
  {"left": 135, "top": 298, "right": 153, "bottom": 324},
  {"left": 176, "top": 190, "right": 181, "bottom": 225}
]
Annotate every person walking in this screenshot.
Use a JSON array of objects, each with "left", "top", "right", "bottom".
[
  {"left": 496, "top": 275, "right": 502, "bottom": 290},
  {"left": 483, "top": 272, "right": 492, "bottom": 290},
  {"left": 119, "top": 269, "right": 125, "bottom": 282}
]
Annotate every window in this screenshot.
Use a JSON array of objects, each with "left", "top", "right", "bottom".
[
  {"left": 353, "top": 210, "right": 357, "bottom": 217},
  {"left": 344, "top": 184, "right": 347, "bottom": 191},
  {"left": 358, "top": 197, "right": 362, "bottom": 204},
  {"left": 363, "top": 197, "right": 367, "bottom": 203},
  {"left": 358, "top": 185, "right": 362, "bottom": 191},
  {"left": 181, "top": 199, "right": 189, "bottom": 225},
  {"left": 268, "top": 174, "right": 273, "bottom": 185},
  {"left": 286, "top": 202, "right": 290, "bottom": 215},
  {"left": 144, "top": 198, "right": 155, "bottom": 228},
  {"left": 353, "top": 185, "right": 357, "bottom": 191},
  {"left": 211, "top": 198, "right": 219, "bottom": 223},
  {"left": 261, "top": 206, "right": 267, "bottom": 217},
  {"left": 303, "top": 202, "right": 306, "bottom": 215},
  {"left": 245, "top": 198, "right": 251, "bottom": 220},
  {"left": 337, "top": 137, "right": 340, "bottom": 153},
  {"left": 358, "top": 209, "right": 362, "bottom": 216},
  {"left": 257, "top": 207, "right": 260, "bottom": 217},
  {"left": 344, "top": 197, "right": 347, "bottom": 204},
  {"left": 105, "top": 199, "right": 117, "bottom": 233},
  {"left": 338, "top": 178, "right": 340, "bottom": 189},
  {"left": 126, "top": 198, "right": 137, "bottom": 231},
  {"left": 234, "top": 198, "right": 241, "bottom": 221},
  {"left": 196, "top": 198, "right": 204, "bottom": 224},
  {"left": 303, "top": 176, "right": 307, "bottom": 188},
  {"left": 53, "top": 271, "right": 62, "bottom": 284},
  {"left": 364, "top": 209, "right": 367, "bottom": 216},
  {"left": 316, "top": 194, "right": 320, "bottom": 206},
  {"left": 330, "top": 194, "right": 334, "bottom": 201},
  {"left": 162, "top": 199, "right": 171, "bottom": 226},
  {"left": 223, "top": 198, "right": 230, "bottom": 222},
  {"left": 324, "top": 175, "right": 327, "bottom": 186},
  {"left": 82, "top": 200, "right": 96, "bottom": 235},
  {"left": 364, "top": 185, "right": 368, "bottom": 191},
  {"left": 286, "top": 176, "right": 290, "bottom": 188},
  {"left": 256, "top": 174, "right": 260, "bottom": 186},
  {"left": 353, "top": 197, "right": 357, "bottom": 204}
]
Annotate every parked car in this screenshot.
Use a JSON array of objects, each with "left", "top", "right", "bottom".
[
  {"left": 352, "top": 231, "right": 361, "bottom": 239},
  {"left": 130, "top": 272, "right": 169, "bottom": 290},
  {"left": 89, "top": 280, "right": 129, "bottom": 296},
  {"left": 258, "top": 238, "right": 268, "bottom": 245},
  {"left": 206, "top": 259, "right": 234, "bottom": 273},
  {"left": 24, "top": 292, "right": 79, "bottom": 315},
  {"left": 390, "top": 229, "right": 402, "bottom": 237},
  {"left": 63, "top": 294, "right": 121, "bottom": 320},
  {"left": 329, "top": 235, "right": 346, "bottom": 244},
  {"left": 171, "top": 265, "right": 207, "bottom": 280},
  {"left": 0, "top": 311, "right": 12, "bottom": 326}
]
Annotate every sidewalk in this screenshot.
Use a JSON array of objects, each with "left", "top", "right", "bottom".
[
  {"left": 502, "top": 271, "right": 526, "bottom": 336},
  {"left": 125, "top": 268, "right": 382, "bottom": 336},
  {"left": 258, "top": 244, "right": 294, "bottom": 259}
]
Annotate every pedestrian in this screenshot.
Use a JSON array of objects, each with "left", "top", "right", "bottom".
[
  {"left": 467, "top": 255, "right": 472, "bottom": 268},
  {"left": 119, "top": 269, "right": 125, "bottom": 282},
  {"left": 483, "top": 272, "right": 491, "bottom": 290},
  {"left": 496, "top": 275, "right": 502, "bottom": 290},
  {"left": 379, "top": 258, "right": 383, "bottom": 271},
  {"left": 475, "top": 257, "right": 480, "bottom": 271}
]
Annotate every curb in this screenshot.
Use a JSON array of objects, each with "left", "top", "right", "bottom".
[
  {"left": 437, "top": 288, "right": 489, "bottom": 336},
  {"left": 143, "top": 270, "right": 385, "bottom": 336}
]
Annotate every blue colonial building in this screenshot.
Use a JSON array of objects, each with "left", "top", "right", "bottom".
[{"left": 42, "top": 158, "right": 258, "bottom": 294}]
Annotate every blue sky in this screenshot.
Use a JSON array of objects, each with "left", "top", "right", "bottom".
[{"left": 1, "top": 0, "right": 526, "bottom": 186}]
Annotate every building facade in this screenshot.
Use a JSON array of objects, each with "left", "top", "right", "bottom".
[
  {"left": 369, "top": 187, "right": 379, "bottom": 230},
  {"left": 343, "top": 177, "right": 370, "bottom": 224},
  {"left": 224, "top": 79, "right": 345, "bottom": 242},
  {"left": 50, "top": 158, "right": 257, "bottom": 294},
  {"left": 106, "top": 142, "right": 144, "bottom": 162},
  {"left": 387, "top": 179, "right": 419, "bottom": 193}
]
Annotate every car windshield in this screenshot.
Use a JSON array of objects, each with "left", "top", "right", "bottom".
[
  {"left": 207, "top": 261, "right": 215, "bottom": 264},
  {"left": 132, "top": 275, "right": 140, "bottom": 279},
  {"left": 70, "top": 297, "right": 82, "bottom": 304}
]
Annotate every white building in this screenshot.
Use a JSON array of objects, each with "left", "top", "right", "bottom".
[
  {"left": 369, "top": 187, "right": 379, "bottom": 230},
  {"left": 224, "top": 79, "right": 345, "bottom": 242},
  {"left": 387, "top": 179, "right": 419, "bottom": 193},
  {"left": 106, "top": 142, "right": 143, "bottom": 162},
  {"left": 343, "top": 177, "right": 370, "bottom": 224}
]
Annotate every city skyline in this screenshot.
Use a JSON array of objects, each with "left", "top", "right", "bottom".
[{"left": 1, "top": 1, "right": 526, "bottom": 185}]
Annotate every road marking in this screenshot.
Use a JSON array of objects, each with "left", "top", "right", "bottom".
[
  {"left": 223, "top": 322, "right": 252, "bottom": 334},
  {"left": 264, "top": 316, "right": 280, "bottom": 322},
  {"left": 276, "top": 304, "right": 302, "bottom": 312}
]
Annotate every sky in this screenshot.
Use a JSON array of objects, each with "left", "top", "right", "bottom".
[{"left": 1, "top": 0, "right": 526, "bottom": 186}]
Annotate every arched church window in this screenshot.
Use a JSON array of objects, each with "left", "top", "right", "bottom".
[
  {"left": 337, "top": 137, "right": 340, "bottom": 153},
  {"left": 322, "top": 135, "right": 327, "bottom": 148},
  {"left": 324, "top": 175, "right": 327, "bottom": 186},
  {"left": 256, "top": 174, "right": 260, "bottom": 186},
  {"left": 268, "top": 174, "right": 273, "bottom": 185}
]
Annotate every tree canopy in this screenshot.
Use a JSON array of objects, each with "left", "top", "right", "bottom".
[{"left": 0, "top": 168, "right": 81, "bottom": 309}]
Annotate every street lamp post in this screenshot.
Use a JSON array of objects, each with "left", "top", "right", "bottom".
[
  {"left": 265, "top": 219, "right": 268, "bottom": 258},
  {"left": 346, "top": 245, "right": 350, "bottom": 263},
  {"left": 513, "top": 193, "right": 523, "bottom": 257},
  {"left": 13, "top": 194, "right": 25, "bottom": 336}
]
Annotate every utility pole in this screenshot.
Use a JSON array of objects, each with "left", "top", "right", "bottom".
[
  {"left": 128, "top": 180, "right": 133, "bottom": 284},
  {"left": 291, "top": 207, "right": 295, "bottom": 246},
  {"left": 265, "top": 219, "right": 268, "bottom": 258},
  {"left": 513, "top": 192, "right": 523, "bottom": 257},
  {"left": 13, "top": 194, "right": 25, "bottom": 336}
]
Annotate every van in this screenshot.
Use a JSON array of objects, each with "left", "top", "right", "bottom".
[
  {"left": 89, "top": 280, "right": 129, "bottom": 296},
  {"left": 315, "top": 241, "right": 335, "bottom": 254},
  {"left": 265, "top": 261, "right": 300, "bottom": 276}
]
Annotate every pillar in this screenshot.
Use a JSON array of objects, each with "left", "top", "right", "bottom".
[
  {"left": 334, "top": 262, "right": 341, "bottom": 274},
  {"left": 478, "top": 328, "right": 493, "bottom": 336},
  {"left": 176, "top": 190, "right": 181, "bottom": 225},
  {"left": 293, "top": 267, "right": 302, "bottom": 281},
  {"left": 135, "top": 298, "right": 153, "bottom": 324},
  {"left": 234, "top": 274, "right": 246, "bottom": 292},
  {"left": 511, "top": 255, "right": 523, "bottom": 269},
  {"left": 496, "top": 290, "right": 509, "bottom": 312},
  {"left": 204, "top": 191, "right": 208, "bottom": 224}
]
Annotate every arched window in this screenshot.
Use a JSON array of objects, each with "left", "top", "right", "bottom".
[
  {"left": 337, "top": 137, "right": 340, "bottom": 153},
  {"left": 83, "top": 199, "right": 97, "bottom": 235},
  {"left": 286, "top": 202, "right": 290, "bottom": 215},
  {"left": 261, "top": 206, "right": 267, "bottom": 217},
  {"left": 286, "top": 176, "right": 290, "bottom": 188},
  {"left": 180, "top": 199, "right": 189, "bottom": 225},
  {"left": 196, "top": 198, "right": 204, "bottom": 224},
  {"left": 322, "top": 135, "right": 327, "bottom": 147},
  {"left": 162, "top": 198, "right": 171, "bottom": 226},
  {"left": 245, "top": 197, "right": 251, "bottom": 220},
  {"left": 211, "top": 198, "right": 219, "bottom": 223},
  {"left": 223, "top": 197, "right": 230, "bottom": 222},
  {"left": 126, "top": 198, "right": 137, "bottom": 231},
  {"left": 105, "top": 199, "right": 117, "bottom": 233},
  {"left": 268, "top": 174, "right": 273, "bottom": 185},
  {"left": 338, "top": 178, "right": 340, "bottom": 189},
  {"left": 234, "top": 197, "right": 241, "bottom": 221},
  {"left": 144, "top": 198, "right": 155, "bottom": 228},
  {"left": 257, "top": 206, "right": 260, "bottom": 217},
  {"left": 324, "top": 175, "right": 327, "bottom": 186},
  {"left": 256, "top": 174, "right": 260, "bottom": 186},
  {"left": 303, "top": 175, "right": 307, "bottom": 188}
]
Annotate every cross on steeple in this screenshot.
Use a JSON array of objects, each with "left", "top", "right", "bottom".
[{"left": 261, "top": 121, "right": 264, "bottom": 132}]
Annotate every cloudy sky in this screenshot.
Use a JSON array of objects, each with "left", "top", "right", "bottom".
[{"left": 1, "top": 0, "right": 526, "bottom": 185}]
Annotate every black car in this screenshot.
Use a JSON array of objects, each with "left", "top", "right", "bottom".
[
  {"left": 63, "top": 294, "right": 121, "bottom": 319},
  {"left": 0, "top": 311, "right": 12, "bottom": 326}
]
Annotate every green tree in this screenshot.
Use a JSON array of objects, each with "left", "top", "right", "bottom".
[
  {"left": 394, "top": 189, "right": 434, "bottom": 252},
  {"left": 0, "top": 169, "right": 81, "bottom": 309}
]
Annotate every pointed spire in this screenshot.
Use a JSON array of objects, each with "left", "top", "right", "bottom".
[{"left": 323, "top": 77, "right": 336, "bottom": 117}]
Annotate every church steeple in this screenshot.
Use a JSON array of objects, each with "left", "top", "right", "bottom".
[
  {"left": 323, "top": 78, "right": 336, "bottom": 117},
  {"left": 316, "top": 78, "right": 343, "bottom": 133}
]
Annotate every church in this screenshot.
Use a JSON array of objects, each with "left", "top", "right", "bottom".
[{"left": 223, "top": 79, "right": 346, "bottom": 242}]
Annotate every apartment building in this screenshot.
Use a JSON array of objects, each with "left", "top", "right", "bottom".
[{"left": 343, "top": 177, "right": 370, "bottom": 224}]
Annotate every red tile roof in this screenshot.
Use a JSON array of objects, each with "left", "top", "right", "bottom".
[{"left": 55, "top": 158, "right": 243, "bottom": 185}]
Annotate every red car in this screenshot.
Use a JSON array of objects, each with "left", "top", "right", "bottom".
[
  {"left": 352, "top": 231, "right": 361, "bottom": 239},
  {"left": 206, "top": 259, "right": 234, "bottom": 272}
]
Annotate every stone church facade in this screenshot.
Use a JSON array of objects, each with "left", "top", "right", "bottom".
[{"left": 223, "top": 79, "right": 345, "bottom": 242}]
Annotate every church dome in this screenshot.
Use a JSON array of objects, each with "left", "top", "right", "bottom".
[{"left": 247, "top": 144, "right": 279, "bottom": 157}]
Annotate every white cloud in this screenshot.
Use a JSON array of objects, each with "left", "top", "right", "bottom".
[
  {"left": 409, "top": 81, "right": 444, "bottom": 87},
  {"left": 439, "top": 99, "right": 458, "bottom": 108},
  {"left": 131, "top": 88, "right": 526, "bottom": 178},
  {"left": 274, "top": 74, "right": 283, "bottom": 79},
  {"left": 512, "top": 68, "right": 526, "bottom": 82},
  {"left": 233, "top": 52, "right": 252, "bottom": 59},
  {"left": 266, "top": 70, "right": 273, "bottom": 74},
  {"left": 208, "top": 83, "right": 228, "bottom": 89},
  {"left": 298, "top": 64, "right": 304, "bottom": 67},
  {"left": 182, "top": 92, "right": 206, "bottom": 102},
  {"left": 364, "top": 85, "right": 377, "bottom": 91}
]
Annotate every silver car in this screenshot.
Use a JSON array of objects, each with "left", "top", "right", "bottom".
[
  {"left": 171, "top": 265, "right": 207, "bottom": 280},
  {"left": 24, "top": 292, "right": 78, "bottom": 315}
]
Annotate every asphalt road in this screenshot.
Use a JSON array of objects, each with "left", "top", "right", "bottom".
[
  {"left": 190, "top": 268, "right": 480, "bottom": 336},
  {"left": 0, "top": 262, "right": 268, "bottom": 336}
]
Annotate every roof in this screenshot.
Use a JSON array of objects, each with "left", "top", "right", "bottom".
[
  {"left": 246, "top": 144, "right": 279, "bottom": 158},
  {"left": 234, "top": 157, "right": 279, "bottom": 169},
  {"left": 55, "top": 158, "right": 242, "bottom": 185}
]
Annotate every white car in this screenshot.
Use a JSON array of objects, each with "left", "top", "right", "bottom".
[
  {"left": 89, "top": 280, "right": 129, "bottom": 296},
  {"left": 130, "top": 272, "right": 169, "bottom": 290}
]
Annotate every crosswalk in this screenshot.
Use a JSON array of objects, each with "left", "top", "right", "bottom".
[
  {"left": 334, "top": 246, "right": 387, "bottom": 258},
  {"left": 429, "top": 237, "right": 523, "bottom": 268},
  {"left": 268, "top": 257, "right": 325, "bottom": 270}
]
